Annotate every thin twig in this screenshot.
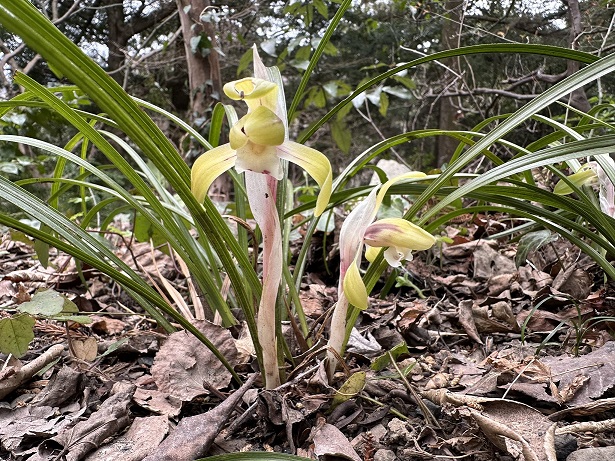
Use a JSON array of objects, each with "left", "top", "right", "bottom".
[{"left": 388, "top": 350, "right": 441, "bottom": 429}]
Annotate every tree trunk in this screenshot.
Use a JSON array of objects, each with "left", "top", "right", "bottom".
[
  {"left": 106, "top": 0, "right": 127, "bottom": 84},
  {"left": 565, "top": 0, "right": 591, "bottom": 111},
  {"left": 176, "top": 0, "right": 223, "bottom": 122},
  {"left": 104, "top": 0, "right": 177, "bottom": 85},
  {"left": 436, "top": 0, "right": 464, "bottom": 167}
]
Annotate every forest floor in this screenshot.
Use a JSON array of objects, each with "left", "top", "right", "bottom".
[{"left": 1, "top": 210, "right": 615, "bottom": 461}]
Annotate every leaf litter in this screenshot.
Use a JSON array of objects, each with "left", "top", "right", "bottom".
[{"left": 1, "top": 214, "right": 615, "bottom": 461}]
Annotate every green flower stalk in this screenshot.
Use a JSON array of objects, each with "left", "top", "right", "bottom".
[
  {"left": 327, "top": 173, "right": 436, "bottom": 377},
  {"left": 191, "top": 46, "right": 333, "bottom": 388}
]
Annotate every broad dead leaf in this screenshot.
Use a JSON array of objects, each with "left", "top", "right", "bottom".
[
  {"left": 133, "top": 388, "right": 182, "bottom": 418},
  {"left": 84, "top": 415, "right": 169, "bottom": 461},
  {"left": 311, "top": 418, "right": 362, "bottom": 461},
  {"left": 72, "top": 338, "right": 98, "bottom": 362},
  {"left": 151, "top": 320, "right": 240, "bottom": 401},
  {"left": 543, "top": 341, "right": 615, "bottom": 405},
  {"left": 90, "top": 316, "right": 127, "bottom": 335},
  {"left": 423, "top": 390, "right": 553, "bottom": 460}
]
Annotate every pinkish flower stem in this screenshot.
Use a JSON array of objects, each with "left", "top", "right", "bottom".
[
  {"left": 246, "top": 172, "right": 282, "bottom": 388},
  {"left": 327, "top": 290, "right": 348, "bottom": 378}
]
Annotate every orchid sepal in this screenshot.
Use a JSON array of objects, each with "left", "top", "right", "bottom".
[
  {"left": 277, "top": 140, "right": 333, "bottom": 216},
  {"left": 554, "top": 164, "right": 597, "bottom": 195},
  {"left": 364, "top": 217, "right": 437, "bottom": 255},
  {"left": 342, "top": 258, "right": 368, "bottom": 311},
  {"left": 191, "top": 144, "right": 236, "bottom": 203}
]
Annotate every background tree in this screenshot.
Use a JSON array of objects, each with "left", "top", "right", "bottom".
[{"left": 1, "top": 0, "right": 614, "bottom": 174}]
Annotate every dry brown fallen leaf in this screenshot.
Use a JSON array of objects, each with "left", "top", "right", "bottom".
[
  {"left": 89, "top": 316, "right": 126, "bottom": 335},
  {"left": 550, "top": 396, "right": 615, "bottom": 421},
  {"left": 143, "top": 373, "right": 258, "bottom": 461},
  {"left": 423, "top": 389, "right": 554, "bottom": 461},
  {"left": 311, "top": 417, "right": 362, "bottom": 461},
  {"left": 0, "top": 405, "right": 61, "bottom": 454},
  {"left": 542, "top": 340, "right": 615, "bottom": 405},
  {"left": 133, "top": 387, "right": 182, "bottom": 418},
  {"left": 472, "top": 242, "right": 517, "bottom": 280},
  {"left": 71, "top": 338, "right": 98, "bottom": 362},
  {"left": 151, "top": 320, "right": 241, "bottom": 402},
  {"left": 457, "top": 299, "right": 483, "bottom": 345},
  {"left": 31, "top": 365, "right": 83, "bottom": 408},
  {"left": 36, "top": 381, "right": 135, "bottom": 461},
  {"left": 84, "top": 415, "right": 169, "bottom": 461}
]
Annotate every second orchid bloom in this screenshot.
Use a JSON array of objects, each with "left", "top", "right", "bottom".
[
  {"left": 341, "top": 172, "right": 437, "bottom": 311},
  {"left": 327, "top": 172, "right": 436, "bottom": 376}
]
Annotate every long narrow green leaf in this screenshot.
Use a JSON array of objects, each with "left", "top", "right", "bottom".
[
  {"left": 0, "top": 0, "right": 262, "bottom": 348},
  {"left": 0, "top": 177, "right": 240, "bottom": 381},
  {"left": 408, "top": 53, "right": 615, "bottom": 222},
  {"left": 5, "top": 75, "right": 237, "bottom": 326},
  {"left": 298, "top": 44, "right": 598, "bottom": 143},
  {"left": 288, "top": 0, "right": 352, "bottom": 120},
  {"left": 420, "top": 134, "right": 615, "bottom": 222}
]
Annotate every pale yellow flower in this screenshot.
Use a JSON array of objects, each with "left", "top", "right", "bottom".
[{"left": 191, "top": 76, "right": 332, "bottom": 216}]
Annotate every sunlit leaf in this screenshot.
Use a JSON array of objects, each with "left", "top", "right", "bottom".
[
  {"left": 18, "top": 288, "right": 78, "bottom": 317},
  {"left": 0, "top": 314, "right": 35, "bottom": 357},
  {"left": 330, "top": 371, "right": 366, "bottom": 410}
]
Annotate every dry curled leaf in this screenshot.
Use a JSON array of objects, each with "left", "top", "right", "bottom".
[{"left": 543, "top": 341, "right": 615, "bottom": 405}]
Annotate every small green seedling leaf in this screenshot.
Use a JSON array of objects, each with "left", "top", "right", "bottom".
[
  {"left": 18, "top": 289, "right": 78, "bottom": 316},
  {"left": 99, "top": 338, "right": 129, "bottom": 358},
  {"left": 50, "top": 314, "right": 92, "bottom": 324},
  {"left": 515, "top": 230, "right": 558, "bottom": 268},
  {"left": 330, "top": 371, "right": 366, "bottom": 410},
  {"left": 0, "top": 314, "right": 35, "bottom": 357},
  {"left": 371, "top": 342, "right": 410, "bottom": 371}
]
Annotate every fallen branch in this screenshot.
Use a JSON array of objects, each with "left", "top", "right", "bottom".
[{"left": 0, "top": 344, "right": 65, "bottom": 400}]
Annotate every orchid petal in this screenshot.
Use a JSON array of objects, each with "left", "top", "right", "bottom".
[
  {"left": 252, "top": 45, "right": 288, "bottom": 132},
  {"left": 223, "top": 77, "right": 278, "bottom": 112},
  {"left": 243, "top": 106, "right": 285, "bottom": 146},
  {"left": 235, "top": 143, "right": 283, "bottom": 179},
  {"left": 342, "top": 259, "right": 368, "bottom": 310},
  {"left": 191, "top": 144, "right": 236, "bottom": 203},
  {"left": 229, "top": 121, "right": 249, "bottom": 150},
  {"left": 554, "top": 164, "right": 597, "bottom": 195},
  {"left": 277, "top": 140, "right": 333, "bottom": 216},
  {"left": 364, "top": 245, "right": 379, "bottom": 263},
  {"left": 366, "top": 244, "right": 413, "bottom": 267},
  {"left": 364, "top": 218, "right": 436, "bottom": 251},
  {"left": 383, "top": 246, "right": 413, "bottom": 267}
]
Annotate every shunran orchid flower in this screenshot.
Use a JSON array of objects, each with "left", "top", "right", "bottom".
[
  {"left": 554, "top": 157, "right": 615, "bottom": 217},
  {"left": 191, "top": 46, "right": 333, "bottom": 388},
  {"left": 327, "top": 172, "right": 436, "bottom": 376},
  {"left": 191, "top": 63, "right": 332, "bottom": 217}
]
